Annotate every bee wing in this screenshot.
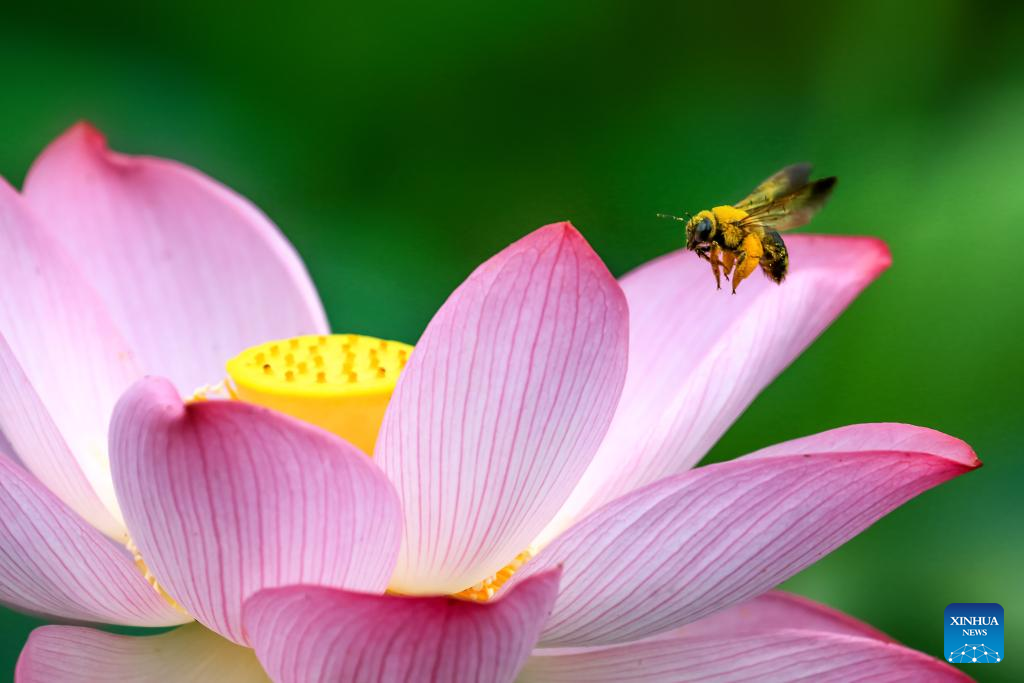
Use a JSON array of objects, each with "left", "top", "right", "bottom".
[
  {"left": 741, "top": 177, "right": 837, "bottom": 232},
  {"left": 735, "top": 163, "right": 814, "bottom": 210}
]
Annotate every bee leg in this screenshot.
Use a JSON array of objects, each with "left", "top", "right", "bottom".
[
  {"left": 720, "top": 250, "right": 735, "bottom": 281},
  {"left": 709, "top": 245, "right": 724, "bottom": 289}
]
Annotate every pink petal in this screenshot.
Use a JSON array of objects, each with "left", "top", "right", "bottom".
[
  {"left": 508, "top": 425, "right": 977, "bottom": 647},
  {"left": 518, "top": 630, "right": 970, "bottom": 682},
  {"left": 0, "top": 178, "right": 141, "bottom": 536},
  {"left": 0, "top": 430, "right": 16, "bottom": 463},
  {"left": 744, "top": 422, "right": 976, "bottom": 462},
  {"left": 242, "top": 569, "right": 561, "bottom": 683},
  {"left": 109, "top": 377, "right": 402, "bottom": 645},
  {"left": 535, "top": 590, "right": 893, "bottom": 658},
  {"left": 0, "top": 454, "right": 187, "bottom": 626},
  {"left": 23, "top": 123, "right": 328, "bottom": 397},
  {"left": 16, "top": 623, "right": 268, "bottom": 682},
  {"left": 376, "top": 223, "right": 629, "bottom": 594},
  {"left": 543, "top": 235, "right": 891, "bottom": 540},
  {"left": 671, "top": 590, "right": 894, "bottom": 641}
]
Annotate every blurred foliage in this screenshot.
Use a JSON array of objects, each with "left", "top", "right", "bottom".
[{"left": 1, "top": 1, "right": 1021, "bottom": 680}]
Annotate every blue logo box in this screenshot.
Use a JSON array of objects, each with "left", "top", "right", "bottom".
[{"left": 945, "top": 603, "right": 1003, "bottom": 664}]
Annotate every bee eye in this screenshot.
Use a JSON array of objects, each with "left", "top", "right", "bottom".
[{"left": 695, "top": 217, "right": 712, "bottom": 241}]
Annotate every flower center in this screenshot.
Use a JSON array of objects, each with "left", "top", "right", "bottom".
[
  {"left": 225, "top": 334, "right": 412, "bottom": 455},
  {"left": 452, "top": 550, "right": 533, "bottom": 602},
  {"left": 126, "top": 537, "right": 187, "bottom": 613}
]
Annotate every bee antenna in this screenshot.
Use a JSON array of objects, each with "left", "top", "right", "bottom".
[{"left": 656, "top": 212, "right": 690, "bottom": 222}]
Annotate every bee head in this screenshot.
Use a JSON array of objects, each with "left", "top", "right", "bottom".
[{"left": 685, "top": 212, "right": 715, "bottom": 249}]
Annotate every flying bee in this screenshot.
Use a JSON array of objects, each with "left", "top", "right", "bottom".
[{"left": 659, "top": 164, "right": 837, "bottom": 293}]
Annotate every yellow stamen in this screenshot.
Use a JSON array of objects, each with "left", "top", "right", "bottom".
[
  {"left": 451, "top": 549, "right": 533, "bottom": 602},
  {"left": 125, "top": 538, "right": 187, "bottom": 614},
  {"left": 225, "top": 334, "right": 413, "bottom": 455},
  {"left": 190, "top": 381, "right": 228, "bottom": 402}
]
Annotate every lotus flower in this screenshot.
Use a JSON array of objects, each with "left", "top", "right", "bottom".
[{"left": 1, "top": 124, "right": 975, "bottom": 682}]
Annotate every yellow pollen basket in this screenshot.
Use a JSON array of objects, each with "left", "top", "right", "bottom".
[{"left": 226, "top": 334, "right": 412, "bottom": 455}]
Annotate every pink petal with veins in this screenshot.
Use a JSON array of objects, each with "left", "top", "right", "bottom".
[
  {"left": 109, "top": 377, "right": 402, "bottom": 644},
  {"left": 243, "top": 569, "right": 561, "bottom": 683},
  {"left": 519, "top": 629, "right": 970, "bottom": 682},
  {"left": 0, "top": 454, "right": 187, "bottom": 626},
  {"left": 509, "top": 424, "right": 977, "bottom": 647},
  {"left": 16, "top": 623, "right": 267, "bottom": 682},
  {"left": 24, "top": 123, "right": 328, "bottom": 397},
  {"left": 376, "top": 223, "right": 628, "bottom": 594},
  {"left": 0, "top": 178, "right": 140, "bottom": 536}
]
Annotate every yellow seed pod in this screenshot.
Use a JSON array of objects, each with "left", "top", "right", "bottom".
[{"left": 226, "top": 334, "right": 412, "bottom": 455}]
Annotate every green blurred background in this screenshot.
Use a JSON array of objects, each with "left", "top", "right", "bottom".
[{"left": 1, "top": 1, "right": 1021, "bottom": 680}]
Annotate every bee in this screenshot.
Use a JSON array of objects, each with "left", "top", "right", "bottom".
[{"left": 659, "top": 164, "right": 836, "bottom": 293}]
